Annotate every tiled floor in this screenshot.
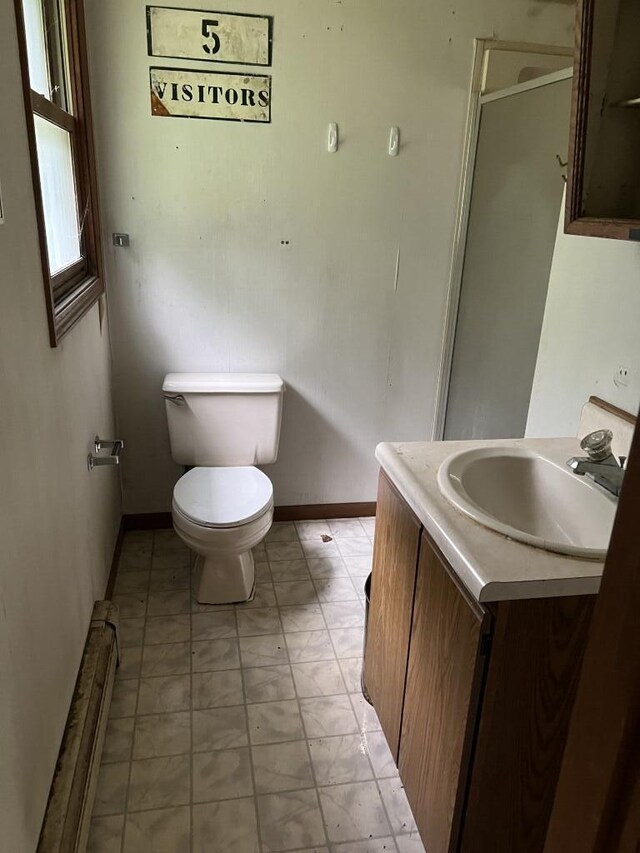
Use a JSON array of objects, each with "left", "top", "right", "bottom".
[{"left": 89, "top": 518, "right": 425, "bottom": 853}]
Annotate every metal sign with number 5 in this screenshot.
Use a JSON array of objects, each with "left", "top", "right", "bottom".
[
  {"left": 201, "top": 19, "right": 220, "bottom": 55},
  {"left": 147, "top": 7, "right": 273, "bottom": 67}
]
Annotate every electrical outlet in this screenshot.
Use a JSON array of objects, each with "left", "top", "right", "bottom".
[{"left": 614, "top": 365, "right": 630, "bottom": 388}]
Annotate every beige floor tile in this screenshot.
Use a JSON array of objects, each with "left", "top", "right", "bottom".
[
  {"left": 237, "top": 583, "right": 277, "bottom": 609},
  {"left": 333, "top": 839, "right": 397, "bottom": 853},
  {"left": 266, "top": 542, "right": 304, "bottom": 562},
  {"left": 87, "top": 814, "right": 124, "bottom": 852},
  {"left": 306, "top": 557, "right": 349, "bottom": 579},
  {"left": 291, "top": 661, "right": 347, "bottom": 698},
  {"left": 119, "top": 618, "right": 146, "bottom": 648},
  {"left": 279, "top": 604, "right": 326, "bottom": 633},
  {"left": 300, "top": 696, "right": 359, "bottom": 738},
  {"left": 137, "top": 674, "right": 191, "bottom": 715},
  {"left": 236, "top": 607, "right": 282, "bottom": 637},
  {"left": 269, "top": 559, "right": 311, "bottom": 582},
  {"left": 93, "top": 762, "right": 129, "bottom": 816},
  {"left": 193, "top": 706, "right": 249, "bottom": 752},
  {"left": 395, "top": 833, "right": 426, "bottom": 853},
  {"left": 192, "top": 610, "right": 237, "bottom": 640},
  {"left": 193, "top": 748, "right": 253, "bottom": 803},
  {"left": 193, "top": 797, "right": 259, "bottom": 853},
  {"left": 123, "top": 806, "right": 190, "bottom": 853},
  {"left": 258, "top": 789, "right": 326, "bottom": 852},
  {"left": 114, "top": 570, "right": 150, "bottom": 596},
  {"left": 192, "top": 669, "right": 244, "bottom": 709},
  {"left": 113, "top": 594, "right": 147, "bottom": 619},
  {"left": 150, "top": 567, "right": 190, "bottom": 591},
  {"left": 321, "top": 601, "right": 364, "bottom": 629},
  {"left": 243, "top": 665, "right": 296, "bottom": 703},
  {"left": 133, "top": 711, "right": 191, "bottom": 759},
  {"left": 274, "top": 581, "right": 319, "bottom": 606},
  {"left": 294, "top": 520, "right": 332, "bottom": 540},
  {"left": 247, "top": 699, "right": 304, "bottom": 744},
  {"left": 313, "top": 577, "right": 359, "bottom": 603},
  {"left": 328, "top": 520, "right": 367, "bottom": 538},
  {"left": 285, "top": 630, "right": 335, "bottom": 663},
  {"left": 363, "top": 730, "right": 398, "bottom": 778},
  {"left": 318, "top": 781, "right": 391, "bottom": 843},
  {"left": 191, "top": 638, "right": 240, "bottom": 672},
  {"left": 338, "top": 659, "right": 363, "bottom": 694},
  {"left": 109, "top": 679, "right": 139, "bottom": 719},
  {"left": 329, "top": 628, "right": 364, "bottom": 659},
  {"left": 378, "top": 777, "right": 418, "bottom": 834},
  {"left": 102, "top": 717, "right": 134, "bottom": 763},
  {"left": 147, "top": 589, "right": 191, "bottom": 616},
  {"left": 239, "top": 634, "right": 288, "bottom": 668},
  {"left": 98, "top": 518, "right": 420, "bottom": 852},
  {"left": 144, "top": 614, "right": 191, "bottom": 645},
  {"left": 141, "top": 642, "right": 191, "bottom": 677},
  {"left": 252, "top": 740, "right": 315, "bottom": 793},
  {"left": 350, "top": 693, "right": 383, "bottom": 733},
  {"left": 117, "top": 646, "right": 142, "bottom": 680},
  {"left": 128, "top": 755, "right": 190, "bottom": 811},
  {"left": 265, "top": 522, "right": 298, "bottom": 542},
  {"left": 308, "top": 735, "right": 373, "bottom": 786}
]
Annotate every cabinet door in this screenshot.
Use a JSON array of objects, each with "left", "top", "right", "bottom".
[
  {"left": 399, "top": 533, "right": 489, "bottom": 853},
  {"left": 364, "top": 472, "right": 421, "bottom": 760}
]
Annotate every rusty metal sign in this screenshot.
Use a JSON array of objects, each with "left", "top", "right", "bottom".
[
  {"left": 147, "top": 6, "right": 273, "bottom": 66},
  {"left": 150, "top": 67, "right": 271, "bottom": 122}
]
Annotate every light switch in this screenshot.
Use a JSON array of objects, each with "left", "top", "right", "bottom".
[{"left": 113, "top": 233, "right": 130, "bottom": 248}]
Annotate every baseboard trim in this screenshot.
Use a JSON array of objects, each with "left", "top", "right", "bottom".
[
  {"left": 122, "top": 503, "right": 376, "bottom": 531},
  {"left": 122, "top": 512, "right": 172, "bottom": 531},
  {"left": 36, "top": 602, "right": 119, "bottom": 853},
  {"left": 273, "top": 503, "right": 376, "bottom": 522}
]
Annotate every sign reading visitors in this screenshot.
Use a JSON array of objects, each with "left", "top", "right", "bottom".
[
  {"left": 147, "top": 6, "right": 273, "bottom": 66},
  {"left": 150, "top": 67, "right": 271, "bottom": 123}
]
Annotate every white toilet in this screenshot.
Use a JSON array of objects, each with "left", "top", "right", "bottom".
[{"left": 163, "top": 373, "right": 285, "bottom": 604}]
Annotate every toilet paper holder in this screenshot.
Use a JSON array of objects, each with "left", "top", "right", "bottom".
[{"left": 88, "top": 436, "right": 124, "bottom": 471}]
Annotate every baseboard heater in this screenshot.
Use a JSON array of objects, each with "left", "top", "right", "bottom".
[{"left": 37, "top": 601, "right": 119, "bottom": 853}]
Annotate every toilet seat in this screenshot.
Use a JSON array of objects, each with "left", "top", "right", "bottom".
[{"left": 173, "top": 466, "right": 273, "bottom": 529}]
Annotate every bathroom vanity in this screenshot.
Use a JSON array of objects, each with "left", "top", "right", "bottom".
[{"left": 363, "top": 438, "right": 610, "bottom": 853}]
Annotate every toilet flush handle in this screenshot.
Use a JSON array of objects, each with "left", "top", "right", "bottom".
[{"left": 163, "top": 393, "right": 186, "bottom": 406}]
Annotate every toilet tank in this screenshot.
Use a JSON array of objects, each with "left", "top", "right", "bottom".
[{"left": 163, "top": 373, "right": 285, "bottom": 466}]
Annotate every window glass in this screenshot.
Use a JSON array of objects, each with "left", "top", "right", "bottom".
[
  {"left": 23, "top": 0, "right": 50, "bottom": 97},
  {"left": 34, "top": 115, "right": 82, "bottom": 274}
]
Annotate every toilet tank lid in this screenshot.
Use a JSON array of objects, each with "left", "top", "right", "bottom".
[{"left": 163, "top": 373, "right": 284, "bottom": 394}]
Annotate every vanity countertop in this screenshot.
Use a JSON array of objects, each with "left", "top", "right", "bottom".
[{"left": 376, "top": 437, "right": 608, "bottom": 603}]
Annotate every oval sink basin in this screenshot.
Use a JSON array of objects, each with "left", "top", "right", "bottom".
[{"left": 437, "top": 447, "right": 616, "bottom": 560}]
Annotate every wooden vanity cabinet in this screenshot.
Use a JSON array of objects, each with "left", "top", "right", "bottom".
[
  {"left": 399, "top": 534, "right": 490, "bottom": 853},
  {"left": 363, "top": 473, "right": 421, "bottom": 759},
  {"left": 364, "top": 472, "right": 596, "bottom": 853},
  {"left": 566, "top": 0, "right": 640, "bottom": 240}
]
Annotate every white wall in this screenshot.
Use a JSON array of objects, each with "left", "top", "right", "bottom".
[
  {"left": 527, "top": 198, "right": 640, "bottom": 437},
  {"left": 0, "top": 4, "right": 121, "bottom": 849},
  {"left": 86, "top": 0, "right": 574, "bottom": 513}
]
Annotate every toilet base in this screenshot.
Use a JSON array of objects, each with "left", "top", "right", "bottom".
[{"left": 196, "top": 550, "right": 256, "bottom": 605}]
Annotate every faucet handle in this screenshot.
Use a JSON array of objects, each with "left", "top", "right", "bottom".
[{"left": 580, "top": 429, "right": 613, "bottom": 461}]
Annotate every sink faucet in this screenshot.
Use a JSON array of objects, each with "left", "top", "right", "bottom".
[{"left": 566, "top": 429, "right": 626, "bottom": 498}]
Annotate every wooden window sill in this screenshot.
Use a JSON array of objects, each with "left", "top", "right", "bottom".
[{"left": 51, "top": 274, "right": 104, "bottom": 344}]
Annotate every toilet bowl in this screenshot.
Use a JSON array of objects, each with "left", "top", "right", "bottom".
[
  {"left": 163, "top": 372, "right": 284, "bottom": 604},
  {"left": 172, "top": 465, "right": 274, "bottom": 604}
]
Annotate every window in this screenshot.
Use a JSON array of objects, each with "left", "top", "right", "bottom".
[{"left": 15, "top": 0, "right": 103, "bottom": 346}]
